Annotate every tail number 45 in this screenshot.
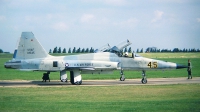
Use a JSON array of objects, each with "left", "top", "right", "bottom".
[{"left": 147, "top": 62, "right": 158, "bottom": 68}]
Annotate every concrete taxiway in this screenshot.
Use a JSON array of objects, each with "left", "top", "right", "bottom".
[{"left": 0, "top": 77, "right": 199, "bottom": 87}]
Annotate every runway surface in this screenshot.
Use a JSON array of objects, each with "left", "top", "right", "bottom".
[{"left": 0, "top": 77, "right": 199, "bottom": 87}]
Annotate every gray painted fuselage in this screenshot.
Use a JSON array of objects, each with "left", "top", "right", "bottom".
[{"left": 5, "top": 52, "right": 178, "bottom": 73}]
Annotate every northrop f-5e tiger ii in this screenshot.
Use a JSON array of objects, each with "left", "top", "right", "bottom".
[{"left": 4, "top": 32, "right": 187, "bottom": 85}]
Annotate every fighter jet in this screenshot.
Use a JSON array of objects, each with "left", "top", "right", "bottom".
[{"left": 4, "top": 32, "right": 187, "bottom": 85}]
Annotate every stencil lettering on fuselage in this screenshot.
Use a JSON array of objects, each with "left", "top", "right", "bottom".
[
  {"left": 74, "top": 63, "right": 93, "bottom": 67},
  {"left": 27, "top": 48, "right": 35, "bottom": 54}
]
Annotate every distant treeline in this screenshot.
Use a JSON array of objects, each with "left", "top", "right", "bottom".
[
  {"left": 49, "top": 47, "right": 95, "bottom": 53},
  {"left": 144, "top": 47, "right": 200, "bottom": 53},
  {"left": 0, "top": 49, "right": 3, "bottom": 53},
  {"left": 49, "top": 47, "right": 200, "bottom": 54},
  {"left": 0, "top": 49, "right": 9, "bottom": 53},
  {"left": 50, "top": 47, "right": 133, "bottom": 53},
  {"left": 0, "top": 47, "right": 199, "bottom": 54}
]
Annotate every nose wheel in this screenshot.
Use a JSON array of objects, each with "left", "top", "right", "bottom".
[
  {"left": 141, "top": 70, "right": 147, "bottom": 84},
  {"left": 141, "top": 78, "right": 147, "bottom": 84}
]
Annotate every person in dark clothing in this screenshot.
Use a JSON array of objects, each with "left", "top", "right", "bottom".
[
  {"left": 187, "top": 59, "right": 192, "bottom": 79},
  {"left": 42, "top": 72, "right": 50, "bottom": 82}
]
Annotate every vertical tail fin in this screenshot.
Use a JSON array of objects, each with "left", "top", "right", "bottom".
[{"left": 15, "top": 32, "right": 49, "bottom": 59}]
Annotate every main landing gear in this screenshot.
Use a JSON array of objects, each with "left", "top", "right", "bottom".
[
  {"left": 60, "top": 70, "right": 68, "bottom": 82},
  {"left": 41, "top": 70, "right": 82, "bottom": 85},
  {"left": 141, "top": 70, "right": 147, "bottom": 84},
  {"left": 60, "top": 70, "right": 82, "bottom": 85},
  {"left": 70, "top": 71, "right": 82, "bottom": 85}
]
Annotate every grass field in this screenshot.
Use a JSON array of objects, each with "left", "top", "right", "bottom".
[
  {"left": 0, "top": 84, "right": 200, "bottom": 112},
  {"left": 0, "top": 53, "right": 199, "bottom": 80},
  {"left": 0, "top": 53, "right": 200, "bottom": 112}
]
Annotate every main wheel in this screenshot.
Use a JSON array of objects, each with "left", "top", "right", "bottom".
[
  {"left": 74, "top": 80, "right": 82, "bottom": 85},
  {"left": 61, "top": 78, "right": 67, "bottom": 82}
]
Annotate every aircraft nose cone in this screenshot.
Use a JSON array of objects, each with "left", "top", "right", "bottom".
[{"left": 176, "top": 64, "right": 188, "bottom": 69}]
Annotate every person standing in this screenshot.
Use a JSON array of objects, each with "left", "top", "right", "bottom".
[{"left": 187, "top": 59, "right": 192, "bottom": 79}]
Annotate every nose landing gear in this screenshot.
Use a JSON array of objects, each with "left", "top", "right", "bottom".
[
  {"left": 141, "top": 70, "right": 147, "bottom": 84},
  {"left": 120, "top": 69, "right": 125, "bottom": 81}
]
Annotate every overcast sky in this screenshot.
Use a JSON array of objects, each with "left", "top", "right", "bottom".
[{"left": 0, "top": 0, "right": 200, "bottom": 53}]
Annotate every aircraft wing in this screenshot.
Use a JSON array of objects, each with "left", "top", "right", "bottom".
[{"left": 64, "top": 60, "right": 119, "bottom": 74}]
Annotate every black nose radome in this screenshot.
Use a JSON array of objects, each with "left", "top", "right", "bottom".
[{"left": 176, "top": 64, "right": 188, "bottom": 69}]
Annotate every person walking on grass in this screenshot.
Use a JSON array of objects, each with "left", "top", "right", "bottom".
[{"left": 187, "top": 59, "right": 192, "bottom": 79}]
